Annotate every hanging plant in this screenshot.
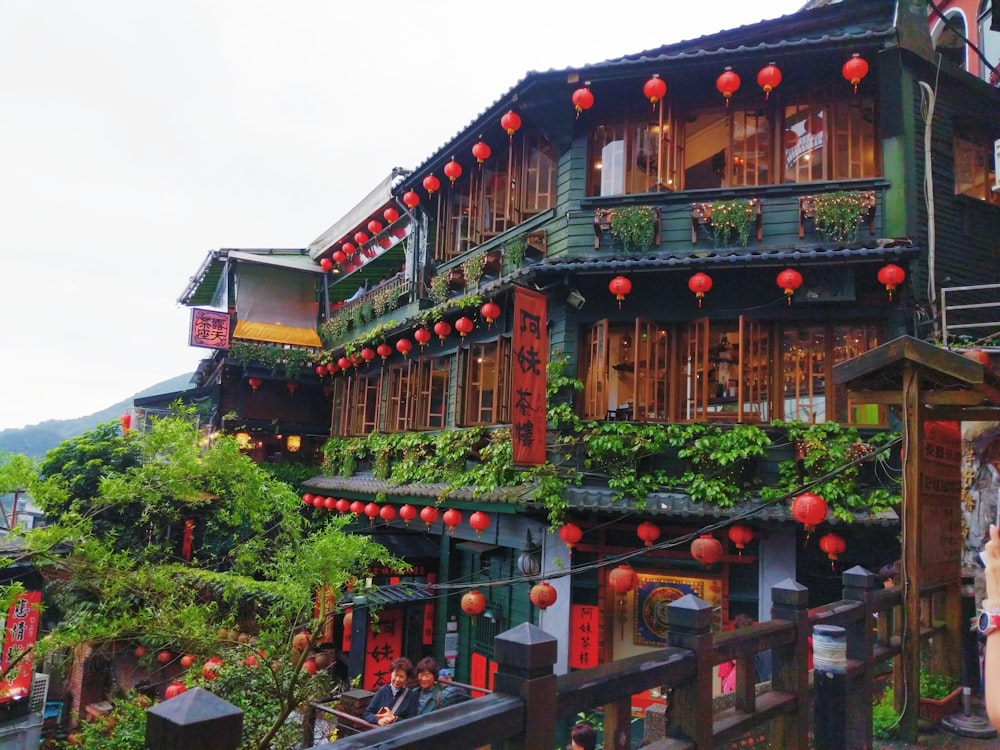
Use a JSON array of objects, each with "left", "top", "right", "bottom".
[
  {"left": 812, "top": 191, "right": 869, "bottom": 243},
  {"left": 462, "top": 253, "right": 486, "bottom": 288},
  {"left": 429, "top": 274, "right": 450, "bottom": 305},
  {"left": 608, "top": 205, "right": 657, "bottom": 251},
  {"left": 503, "top": 235, "right": 526, "bottom": 271},
  {"left": 709, "top": 199, "right": 755, "bottom": 248},
  {"left": 371, "top": 286, "right": 393, "bottom": 318}
]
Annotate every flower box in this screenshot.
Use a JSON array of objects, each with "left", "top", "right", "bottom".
[{"left": 917, "top": 686, "right": 962, "bottom": 723}]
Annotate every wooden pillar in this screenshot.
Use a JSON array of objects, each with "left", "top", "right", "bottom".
[
  {"left": 899, "top": 360, "right": 921, "bottom": 742},
  {"left": 842, "top": 565, "right": 878, "bottom": 750},
  {"left": 769, "top": 578, "right": 810, "bottom": 750},
  {"left": 347, "top": 595, "right": 369, "bottom": 685},
  {"left": 491, "top": 622, "right": 557, "bottom": 750},
  {"left": 665, "top": 593, "right": 715, "bottom": 750}
]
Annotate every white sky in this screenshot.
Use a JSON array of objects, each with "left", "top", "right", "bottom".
[{"left": 0, "top": 0, "right": 804, "bottom": 431}]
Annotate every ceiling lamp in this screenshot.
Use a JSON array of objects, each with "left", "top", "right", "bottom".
[
  {"left": 819, "top": 532, "right": 846, "bottom": 570},
  {"left": 383, "top": 207, "right": 400, "bottom": 223},
  {"left": 399, "top": 504, "right": 417, "bottom": 525},
  {"left": 608, "top": 275, "right": 632, "bottom": 309},
  {"left": 791, "top": 492, "right": 828, "bottom": 533},
  {"left": 423, "top": 174, "right": 441, "bottom": 196},
  {"left": 414, "top": 327, "right": 432, "bottom": 349},
  {"left": 461, "top": 589, "right": 486, "bottom": 623},
  {"left": 376, "top": 343, "right": 392, "bottom": 362},
  {"left": 877, "top": 264, "right": 905, "bottom": 301},
  {"left": 571, "top": 85, "right": 594, "bottom": 118},
  {"left": 481, "top": 300, "right": 501, "bottom": 328},
  {"left": 728, "top": 524, "right": 754, "bottom": 555},
  {"left": 558, "top": 522, "right": 583, "bottom": 550},
  {"left": 433, "top": 320, "right": 452, "bottom": 343},
  {"left": 637, "top": 520, "right": 660, "bottom": 547},
  {"left": 469, "top": 511, "right": 490, "bottom": 539},
  {"left": 396, "top": 338, "right": 413, "bottom": 357},
  {"left": 472, "top": 141, "right": 491, "bottom": 165},
  {"left": 444, "top": 158, "right": 463, "bottom": 185},
  {"left": 688, "top": 272, "right": 713, "bottom": 307},
  {"left": 420, "top": 505, "right": 439, "bottom": 530},
  {"left": 643, "top": 74, "right": 667, "bottom": 107},
  {"left": 455, "top": 316, "right": 475, "bottom": 338},
  {"left": 403, "top": 190, "right": 420, "bottom": 209},
  {"left": 442, "top": 508, "right": 462, "bottom": 536},
  {"left": 716, "top": 67, "right": 741, "bottom": 106},
  {"left": 842, "top": 53, "right": 869, "bottom": 94},
  {"left": 500, "top": 110, "right": 522, "bottom": 141},
  {"left": 757, "top": 63, "right": 782, "bottom": 99},
  {"left": 529, "top": 581, "right": 557, "bottom": 610},
  {"left": 776, "top": 268, "right": 803, "bottom": 305},
  {"left": 691, "top": 535, "right": 723, "bottom": 566}
]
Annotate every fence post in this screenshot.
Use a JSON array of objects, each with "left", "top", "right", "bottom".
[
  {"left": 491, "top": 622, "right": 557, "bottom": 750},
  {"left": 842, "top": 565, "right": 877, "bottom": 750},
  {"left": 665, "top": 593, "right": 715, "bottom": 749},
  {"left": 769, "top": 578, "right": 810, "bottom": 749},
  {"left": 145, "top": 687, "right": 243, "bottom": 750}
]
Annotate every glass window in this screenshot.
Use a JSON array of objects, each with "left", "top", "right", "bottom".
[
  {"left": 783, "top": 93, "right": 876, "bottom": 182},
  {"left": 385, "top": 363, "right": 412, "bottom": 433},
  {"left": 461, "top": 339, "right": 511, "bottom": 426},
  {"left": 414, "top": 355, "right": 450, "bottom": 430},
  {"left": 588, "top": 112, "right": 678, "bottom": 196},
  {"left": 954, "top": 121, "right": 1000, "bottom": 204}
]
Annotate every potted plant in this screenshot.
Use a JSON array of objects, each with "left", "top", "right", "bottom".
[
  {"left": 917, "top": 669, "right": 961, "bottom": 723},
  {"left": 462, "top": 253, "right": 486, "bottom": 288},
  {"left": 811, "top": 191, "right": 869, "bottom": 243},
  {"left": 708, "top": 198, "right": 756, "bottom": 248},
  {"left": 608, "top": 205, "right": 658, "bottom": 251}
]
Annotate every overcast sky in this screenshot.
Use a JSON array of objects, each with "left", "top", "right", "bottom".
[{"left": 0, "top": 1, "right": 805, "bottom": 432}]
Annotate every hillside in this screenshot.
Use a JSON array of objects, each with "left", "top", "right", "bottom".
[{"left": 0, "top": 372, "right": 196, "bottom": 459}]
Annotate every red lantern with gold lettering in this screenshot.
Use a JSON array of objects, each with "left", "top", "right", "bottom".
[
  {"left": 688, "top": 272, "right": 713, "bottom": 307},
  {"left": 792, "top": 492, "right": 828, "bottom": 533},
  {"left": 877, "top": 264, "right": 905, "bottom": 301},
  {"left": 716, "top": 67, "right": 741, "bottom": 106},
  {"left": 777, "top": 268, "right": 803, "bottom": 305},
  {"left": 529, "top": 581, "right": 557, "bottom": 610},
  {"left": 609, "top": 275, "right": 632, "bottom": 309}
]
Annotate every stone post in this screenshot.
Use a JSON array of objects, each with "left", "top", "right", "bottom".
[
  {"left": 491, "top": 622, "right": 557, "bottom": 750},
  {"left": 145, "top": 687, "right": 243, "bottom": 750},
  {"left": 769, "top": 578, "right": 810, "bottom": 749},
  {"left": 665, "top": 593, "right": 715, "bottom": 750}
]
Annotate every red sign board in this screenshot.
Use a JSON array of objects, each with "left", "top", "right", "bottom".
[
  {"left": 570, "top": 604, "right": 600, "bottom": 668},
  {"left": 511, "top": 287, "right": 548, "bottom": 466},
  {"left": 189, "top": 308, "right": 231, "bottom": 350},
  {"left": 0, "top": 591, "right": 40, "bottom": 702},
  {"left": 362, "top": 606, "right": 403, "bottom": 691}
]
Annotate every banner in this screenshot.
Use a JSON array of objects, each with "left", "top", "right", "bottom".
[
  {"left": 511, "top": 287, "right": 548, "bottom": 466},
  {"left": 569, "top": 604, "right": 599, "bottom": 668},
  {"left": 189, "top": 308, "right": 231, "bottom": 349},
  {"left": 0, "top": 591, "right": 40, "bottom": 702},
  {"left": 363, "top": 606, "right": 403, "bottom": 691}
]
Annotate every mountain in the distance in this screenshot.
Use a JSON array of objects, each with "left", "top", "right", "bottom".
[{"left": 0, "top": 372, "right": 196, "bottom": 460}]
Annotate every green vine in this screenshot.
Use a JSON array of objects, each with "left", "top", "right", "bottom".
[
  {"left": 429, "top": 274, "right": 450, "bottom": 305},
  {"left": 462, "top": 253, "right": 486, "bottom": 288},
  {"left": 503, "top": 236, "right": 526, "bottom": 272},
  {"left": 812, "top": 191, "right": 870, "bottom": 243},
  {"left": 229, "top": 342, "right": 315, "bottom": 379},
  {"left": 608, "top": 205, "right": 657, "bottom": 251},
  {"left": 709, "top": 199, "right": 755, "bottom": 248}
]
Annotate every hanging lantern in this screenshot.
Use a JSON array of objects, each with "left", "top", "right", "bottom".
[
  {"left": 323, "top": 495, "right": 336, "bottom": 511},
  {"left": 367, "top": 219, "right": 383, "bottom": 236},
  {"left": 337, "top": 356, "right": 352, "bottom": 371},
  {"left": 349, "top": 500, "right": 366, "bottom": 515},
  {"left": 342, "top": 241, "right": 356, "bottom": 257},
  {"left": 559, "top": 522, "right": 583, "bottom": 550},
  {"left": 286, "top": 380, "right": 298, "bottom": 396},
  {"left": 442, "top": 508, "right": 462, "bottom": 536},
  {"left": 396, "top": 338, "right": 413, "bottom": 356},
  {"left": 608, "top": 564, "right": 637, "bottom": 637},
  {"left": 643, "top": 74, "right": 667, "bottom": 107},
  {"left": 571, "top": 86, "right": 594, "bottom": 117},
  {"left": 608, "top": 275, "right": 632, "bottom": 309},
  {"left": 716, "top": 67, "right": 741, "bottom": 106},
  {"left": 776, "top": 268, "right": 803, "bottom": 305},
  {"left": 637, "top": 520, "right": 661, "bottom": 547},
  {"left": 312, "top": 495, "right": 326, "bottom": 509},
  {"left": 472, "top": 141, "right": 491, "bottom": 164},
  {"left": 360, "top": 347, "right": 376, "bottom": 366},
  {"left": 354, "top": 231, "right": 369, "bottom": 246},
  {"left": 378, "top": 235, "right": 392, "bottom": 249},
  {"left": 301, "top": 493, "right": 314, "bottom": 506},
  {"left": 399, "top": 504, "right": 417, "bottom": 525},
  {"left": 842, "top": 53, "right": 869, "bottom": 94},
  {"left": 434, "top": 320, "right": 452, "bottom": 343},
  {"left": 500, "top": 110, "right": 522, "bottom": 140},
  {"left": 423, "top": 174, "right": 441, "bottom": 196},
  {"left": 481, "top": 300, "right": 501, "bottom": 328},
  {"left": 332, "top": 250, "right": 347, "bottom": 265},
  {"left": 443, "top": 158, "right": 463, "bottom": 185},
  {"left": 326, "top": 362, "right": 338, "bottom": 374},
  {"left": 315, "top": 364, "right": 327, "bottom": 377},
  {"left": 165, "top": 681, "right": 187, "bottom": 699},
  {"left": 819, "top": 532, "right": 847, "bottom": 569},
  {"left": 383, "top": 207, "right": 400, "bottom": 224},
  {"left": 248, "top": 377, "right": 262, "bottom": 392},
  {"left": 336, "top": 498, "right": 351, "bottom": 514},
  {"left": 469, "top": 511, "right": 490, "bottom": 539},
  {"left": 461, "top": 589, "right": 487, "bottom": 622},
  {"left": 364, "top": 502, "right": 380, "bottom": 525},
  {"left": 688, "top": 272, "right": 713, "bottom": 307},
  {"left": 455, "top": 316, "right": 475, "bottom": 337},
  {"left": 529, "top": 581, "right": 558, "bottom": 610},
  {"left": 420, "top": 505, "right": 439, "bottom": 530},
  {"left": 414, "top": 327, "right": 432, "bottom": 349},
  {"left": 376, "top": 343, "right": 393, "bottom": 362},
  {"left": 728, "top": 524, "right": 755, "bottom": 555},
  {"left": 691, "top": 535, "right": 724, "bottom": 566},
  {"left": 379, "top": 505, "right": 397, "bottom": 524},
  {"left": 783, "top": 129, "right": 800, "bottom": 150},
  {"left": 791, "top": 492, "right": 828, "bottom": 532},
  {"left": 319, "top": 257, "right": 334, "bottom": 272},
  {"left": 756, "top": 63, "right": 782, "bottom": 99},
  {"left": 877, "top": 264, "right": 905, "bottom": 301},
  {"left": 403, "top": 190, "right": 420, "bottom": 209}
]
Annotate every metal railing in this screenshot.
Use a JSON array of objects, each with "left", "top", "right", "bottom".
[{"left": 941, "top": 282, "right": 1000, "bottom": 347}]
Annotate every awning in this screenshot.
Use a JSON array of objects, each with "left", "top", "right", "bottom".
[
  {"left": 308, "top": 171, "right": 408, "bottom": 259},
  {"left": 232, "top": 320, "right": 322, "bottom": 348},
  {"left": 351, "top": 581, "right": 435, "bottom": 607},
  {"left": 361, "top": 531, "right": 441, "bottom": 560}
]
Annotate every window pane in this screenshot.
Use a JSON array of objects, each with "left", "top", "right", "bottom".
[
  {"left": 783, "top": 104, "right": 826, "bottom": 182},
  {"left": 732, "top": 109, "right": 771, "bottom": 186},
  {"left": 683, "top": 110, "right": 728, "bottom": 189}
]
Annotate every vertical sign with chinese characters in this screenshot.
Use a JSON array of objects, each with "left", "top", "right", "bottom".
[
  {"left": 0, "top": 591, "right": 40, "bottom": 702},
  {"left": 363, "top": 606, "right": 403, "bottom": 691},
  {"left": 189, "top": 309, "right": 231, "bottom": 350},
  {"left": 511, "top": 287, "right": 548, "bottom": 466},
  {"left": 569, "top": 604, "right": 599, "bottom": 669},
  {"left": 919, "top": 420, "right": 962, "bottom": 588}
]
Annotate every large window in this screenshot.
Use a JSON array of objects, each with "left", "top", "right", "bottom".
[
  {"left": 954, "top": 120, "right": 1000, "bottom": 204},
  {"left": 414, "top": 355, "right": 450, "bottom": 430},
  {"left": 461, "top": 339, "right": 511, "bottom": 426},
  {"left": 588, "top": 111, "right": 678, "bottom": 195},
  {"left": 385, "top": 363, "right": 413, "bottom": 433}
]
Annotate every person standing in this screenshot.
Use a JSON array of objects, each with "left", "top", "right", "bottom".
[
  {"left": 363, "top": 657, "right": 418, "bottom": 727},
  {"left": 569, "top": 721, "right": 597, "bottom": 750},
  {"left": 414, "top": 656, "right": 469, "bottom": 715}
]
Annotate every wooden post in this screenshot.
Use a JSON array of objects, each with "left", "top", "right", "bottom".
[
  {"left": 145, "top": 687, "right": 243, "bottom": 750},
  {"left": 769, "top": 578, "right": 810, "bottom": 749},
  {"left": 347, "top": 594, "right": 368, "bottom": 685},
  {"left": 491, "top": 622, "right": 557, "bottom": 750},
  {"left": 842, "top": 565, "right": 878, "bottom": 750},
  {"left": 665, "top": 593, "right": 715, "bottom": 749},
  {"left": 899, "top": 361, "right": 921, "bottom": 742}
]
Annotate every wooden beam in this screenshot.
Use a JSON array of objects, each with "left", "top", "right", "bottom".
[
  {"left": 846, "top": 389, "right": 989, "bottom": 406},
  {"left": 899, "top": 361, "right": 921, "bottom": 743}
]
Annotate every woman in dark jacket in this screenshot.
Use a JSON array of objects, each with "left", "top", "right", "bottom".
[
  {"left": 414, "top": 656, "right": 470, "bottom": 715},
  {"left": 362, "top": 656, "right": 419, "bottom": 726}
]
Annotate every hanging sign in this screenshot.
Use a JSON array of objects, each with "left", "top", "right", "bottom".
[
  {"left": 0, "top": 591, "right": 41, "bottom": 703},
  {"left": 511, "top": 286, "right": 548, "bottom": 466},
  {"left": 569, "top": 604, "right": 599, "bottom": 669},
  {"left": 362, "top": 606, "right": 403, "bottom": 691},
  {"left": 189, "top": 308, "right": 231, "bottom": 350}
]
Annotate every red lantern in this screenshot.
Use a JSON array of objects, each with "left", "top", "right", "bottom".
[
  {"left": 608, "top": 275, "right": 632, "bottom": 309},
  {"left": 791, "top": 492, "right": 828, "bottom": 532},
  {"left": 336, "top": 498, "right": 351, "bottom": 514},
  {"left": 360, "top": 347, "right": 376, "bottom": 365},
  {"left": 529, "top": 581, "right": 557, "bottom": 610},
  {"left": 326, "top": 362, "right": 338, "bottom": 374},
  {"left": 399, "top": 504, "right": 417, "bottom": 525},
  {"left": 877, "top": 264, "right": 905, "bottom": 301},
  {"left": 461, "top": 589, "right": 486, "bottom": 621},
  {"left": 637, "top": 520, "right": 660, "bottom": 547},
  {"left": 643, "top": 75, "right": 667, "bottom": 107},
  {"left": 559, "top": 522, "right": 583, "bottom": 550},
  {"left": 842, "top": 53, "right": 869, "bottom": 93},
  {"left": 420, "top": 505, "right": 439, "bottom": 530},
  {"left": 354, "top": 231, "right": 369, "bottom": 246},
  {"left": 337, "top": 356, "right": 352, "bottom": 371},
  {"left": 472, "top": 141, "right": 491, "bottom": 164},
  {"left": 368, "top": 220, "right": 383, "bottom": 236},
  {"left": 396, "top": 338, "right": 413, "bottom": 356},
  {"left": 964, "top": 349, "right": 992, "bottom": 368},
  {"left": 444, "top": 159, "right": 463, "bottom": 185},
  {"left": 481, "top": 300, "right": 501, "bottom": 327},
  {"left": 688, "top": 272, "right": 713, "bottom": 307},
  {"left": 379, "top": 505, "right": 397, "bottom": 524},
  {"left": 455, "top": 316, "right": 475, "bottom": 337},
  {"left": 319, "top": 257, "right": 333, "bottom": 272},
  {"left": 691, "top": 535, "right": 723, "bottom": 566},
  {"left": 783, "top": 129, "right": 800, "bottom": 150},
  {"left": 202, "top": 658, "right": 222, "bottom": 681},
  {"left": 165, "top": 681, "right": 187, "bottom": 699},
  {"left": 315, "top": 364, "right": 326, "bottom": 377},
  {"left": 469, "top": 511, "right": 490, "bottom": 538},
  {"left": 423, "top": 174, "right": 441, "bottom": 196},
  {"left": 376, "top": 343, "right": 392, "bottom": 362},
  {"left": 500, "top": 110, "right": 522, "bottom": 139},
  {"left": 728, "top": 524, "right": 754, "bottom": 554},
  {"left": 302, "top": 658, "right": 318, "bottom": 675},
  {"left": 332, "top": 250, "right": 347, "bottom": 265},
  {"left": 342, "top": 241, "right": 356, "bottom": 257},
  {"left": 383, "top": 207, "right": 400, "bottom": 224},
  {"left": 302, "top": 493, "right": 314, "bottom": 506},
  {"left": 572, "top": 86, "right": 594, "bottom": 117},
  {"left": 403, "top": 190, "right": 420, "bottom": 209},
  {"left": 134, "top": 645, "right": 148, "bottom": 658},
  {"left": 364, "top": 502, "right": 380, "bottom": 525},
  {"left": 757, "top": 63, "right": 782, "bottom": 99},
  {"left": 414, "top": 327, "right": 432, "bottom": 349},
  {"left": 286, "top": 380, "right": 298, "bottom": 395},
  {"left": 434, "top": 320, "right": 452, "bottom": 343},
  {"left": 156, "top": 650, "right": 171, "bottom": 665},
  {"left": 180, "top": 654, "right": 196, "bottom": 669},
  {"left": 776, "top": 268, "right": 803, "bottom": 305},
  {"left": 312, "top": 495, "right": 326, "bottom": 509},
  {"left": 442, "top": 508, "right": 462, "bottom": 535},
  {"left": 349, "top": 500, "right": 365, "bottom": 515},
  {"left": 819, "top": 532, "right": 846, "bottom": 568},
  {"left": 248, "top": 376, "right": 262, "bottom": 392},
  {"left": 608, "top": 564, "right": 637, "bottom": 637},
  {"left": 716, "top": 67, "right": 741, "bottom": 106},
  {"left": 324, "top": 496, "right": 336, "bottom": 511}
]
